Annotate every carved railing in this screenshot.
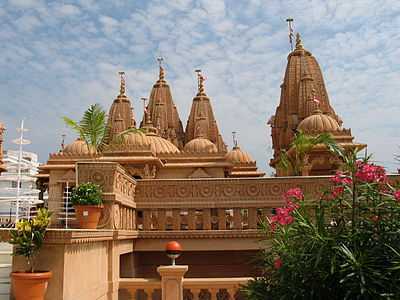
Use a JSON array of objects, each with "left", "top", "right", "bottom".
[
  {"left": 118, "top": 277, "right": 250, "bottom": 300},
  {"left": 77, "top": 162, "right": 137, "bottom": 230},
  {"left": 135, "top": 176, "right": 332, "bottom": 231},
  {"left": 119, "top": 278, "right": 161, "bottom": 300}
]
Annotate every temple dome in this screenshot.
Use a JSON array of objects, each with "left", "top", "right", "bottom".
[
  {"left": 297, "top": 110, "right": 340, "bottom": 134},
  {"left": 121, "top": 131, "right": 151, "bottom": 148},
  {"left": 225, "top": 146, "right": 254, "bottom": 164},
  {"left": 184, "top": 137, "right": 218, "bottom": 154},
  {"left": 63, "top": 138, "right": 94, "bottom": 155},
  {"left": 146, "top": 133, "right": 180, "bottom": 155}
]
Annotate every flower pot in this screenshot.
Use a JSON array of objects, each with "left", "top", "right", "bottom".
[
  {"left": 11, "top": 271, "right": 52, "bottom": 300},
  {"left": 74, "top": 205, "right": 103, "bottom": 229}
]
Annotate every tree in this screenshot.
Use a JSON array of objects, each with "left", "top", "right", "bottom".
[
  {"left": 63, "top": 104, "right": 140, "bottom": 154},
  {"left": 278, "top": 131, "right": 341, "bottom": 175}
]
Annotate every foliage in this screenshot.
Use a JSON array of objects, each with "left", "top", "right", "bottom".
[
  {"left": 70, "top": 182, "right": 103, "bottom": 206},
  {"left": 244, "top": 151, "right": 400, "bottom": 299},
  {"left": 277, "top": 131, "right": 341, "bottom": 176},
  {"left": 9, "top": 208, "right": 51, "bottom": 273},
  {"left": 63, "top": 103, "right": 142, "bottom": 154}
]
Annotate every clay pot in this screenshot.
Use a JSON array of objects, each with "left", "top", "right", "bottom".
[
  {"left": 74, "top": 205, "right": 103, "bottom": 229},
  {"left": 11, "top": 271, "right": 52, "bottom": 300}
]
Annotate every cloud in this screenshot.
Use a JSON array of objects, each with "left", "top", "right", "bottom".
[{"left": 0, "top": 0, "right": 399, "bottom": 174}]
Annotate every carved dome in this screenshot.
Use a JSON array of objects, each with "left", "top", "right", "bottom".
[
  {"left": 146, "top": 132, "right": 180, "bottom": 155},
  {"left": 63, "top": 138, "right": 94, "bottom": 155},
  {"left": 184, "top": 137, "right": 218, "bottom": 154},
  {"left": 297, "top": 110, "right": 340, "bottom": 134},
  {"left": 225, "top": 146, "right": 255, "bottom": 164},
  {"left": 121, "top": 131, "right": 151, "bottom": 148}
]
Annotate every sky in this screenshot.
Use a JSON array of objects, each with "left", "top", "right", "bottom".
[{"left": 0, "top": 0, "right": 399, "bottom": 174}]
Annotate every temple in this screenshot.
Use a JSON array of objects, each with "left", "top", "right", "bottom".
[
  {"left": 3, "top": 33, "right": 383, "bottom": 300},
  {"left": 269, "top": 33, "right": 365, "bottom": 176}
]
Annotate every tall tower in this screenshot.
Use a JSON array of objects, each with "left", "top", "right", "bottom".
[
  {"left": 0, "top": 122, "right": 5, "bottom": 173},
  {"left": 269, "top": 33, "right": 363, "bottom": 175},
  {"left": 185, "top": 71, "right": 227, "bottom": 153},
  {"left": 107, "top": 72, "right": 136, "bottom": 142},
  {"left": 139, "top": 61, "right": 185, "bottom": 149}
]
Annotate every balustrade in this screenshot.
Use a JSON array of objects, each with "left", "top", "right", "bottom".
[{"left": 136, "top": 207, "right": 272, "bottom": 231}]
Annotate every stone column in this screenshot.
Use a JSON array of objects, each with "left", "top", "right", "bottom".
[{"left": 157, "top": 265, "right": 188, "bottom": 300}]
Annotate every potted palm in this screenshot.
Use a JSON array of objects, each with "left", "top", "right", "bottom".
[
  {"left": 10, "top": 208, "right": 52, "bottom": 300},
  {"left": 71, "top": 182, "right": 103, "bottom": 229}
]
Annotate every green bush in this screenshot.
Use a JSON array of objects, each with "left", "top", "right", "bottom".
[
  {"left": 71, "top": 182, "right": 102, "bottom": 206},
  {"left": 10, "top": 208, "right": 52, "bottom": 272},
  {"left": 244, "top": 153, "right": 400, "bottom": 299}
]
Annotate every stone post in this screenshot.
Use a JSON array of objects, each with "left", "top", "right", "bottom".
[{"left": 157, "top": 265, "right": 188, "bottom": 300}]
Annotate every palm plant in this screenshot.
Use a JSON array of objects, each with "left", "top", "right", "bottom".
[
  {"left": 63, "top": 104, "right": 141, "bottom": 154},
  {"left": 278, "top": 131, "right": 341, "bottom": 175}
]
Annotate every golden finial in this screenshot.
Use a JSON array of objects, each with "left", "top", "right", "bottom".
[
  {"left": 119, "top": 71, "right": 126, "bottom": 95},
  {"left": 157, "top": 57, "right": 165, "bottom": 81},
  {"left": 295, "top": 32, "right": 304, "bottom": 50}
]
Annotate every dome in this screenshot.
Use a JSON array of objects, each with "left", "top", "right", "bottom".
[
  {"left": 63, "top": 138, "right": 94, "bottom": 155},
  {"left": 297, "top": 110, "right": 340, "bottom": 134},
  {"left": 226, "top": 146, "right": 254, "bottom": 164},
  {"left": 121, "top": 131, "right": 151, "bottom": 148},
  {"left": 146, "top": 133, "right": 180, "bottom": 154},
  {"left": 184, "top": 138, "right": 218, "bottom": 154}
]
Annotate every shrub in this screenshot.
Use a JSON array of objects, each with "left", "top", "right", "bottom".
[
  {"left": 244, "top": 153, "right": 400, "bottom": 299},
  {"left": 10, "top": 208, "right": 51, "bottom": 272},
  {"left": 70, "top": 182, "right": 102, "bottom": 206}
]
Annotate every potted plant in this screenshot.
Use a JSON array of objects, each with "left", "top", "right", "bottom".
[
  {"left": 10, "top": 208, "right": 52, "bottom": 300},
  {"left": 71, "top": 182, "right": 103, "bottom": 229}
]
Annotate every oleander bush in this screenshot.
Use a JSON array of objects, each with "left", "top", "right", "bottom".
[{"left": 244, "top": 151, "right": 400, "bottom": 299}]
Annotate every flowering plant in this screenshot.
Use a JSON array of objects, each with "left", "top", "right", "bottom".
[
  {"left": 244, "top": 151, "right": 400, "bottom": 299},
  {"left": 9, "top": 208, "right": 51, "bottom": 273},
  {"left": 71, "top": 182, "right": 102, "bottom": 206}
]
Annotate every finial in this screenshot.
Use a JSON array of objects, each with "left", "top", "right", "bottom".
[
  {"left": 195, "top": 69, "right": 206, "bottom": 95},
  {"left": 119, "top": 71, "right": 126, "bottom": 96},
  {"left": 141, "top": 97, "right": 151, "bottom": 124},
  {"left": 295, "top": 32, "right": 304, "bottom": 50},
  {"left": 286, "top": 18, "right": 294, "bottom": 51},
  {"left": 232, "top": 131, "right": 238, "bottom": 148},
  {"left": 61, "top": 134, "right": 66, "bottom": 151},
  {"left": 157, "top": 57, "right": 165, "bottom": 81}
]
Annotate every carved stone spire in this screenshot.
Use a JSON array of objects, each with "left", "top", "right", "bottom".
[
  {"left": 269, "top": 33, "right": 362, "bottom": 175},
  {"left": 107, "top": 72, "right": 136, "bottom": 142},
  {"left": 140, "top": 61, "right": 185, "bottom": 149},
  {"left": 185, "top": 71, "right": 227, "bottom": 153}
]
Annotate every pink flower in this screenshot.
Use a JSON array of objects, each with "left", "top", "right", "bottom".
[
  {"left": 275, "top": 208, "right": 294, "bottom": 225},
  {"left": 394, "top": 190, "right": 400, "bottom": 202},
  {"left": 330, "top": 171, "right": 352, "bottom": 185},
  {"left": 355, "top": 162, "right": 386, "bottom": 183},
  {"left": 284, "top": 188, "right": 304, "bottom": 201},
  {"left": 331, "top": 186, "right": 344, "bottom": 198},
  {"left": 286, "top": 200, "right": 300, "bottom": 213},
  {"left": 274, "top": 258, "right": 283, "bottom": 269}
]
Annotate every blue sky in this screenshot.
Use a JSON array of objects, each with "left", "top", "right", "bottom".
[{"left": 0, "top": 0, "right": 399, "bottom": 174}]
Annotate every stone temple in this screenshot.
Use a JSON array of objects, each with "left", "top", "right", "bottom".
[{"left": 0, "top": 34, "right": 373, "bottom": 299}]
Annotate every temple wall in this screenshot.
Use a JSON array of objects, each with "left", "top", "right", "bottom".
[{"left": 156, "top": 167, "right": 225, "bottom": 179}]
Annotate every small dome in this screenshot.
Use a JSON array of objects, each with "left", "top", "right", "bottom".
[
  {"left": 63, "top": 138, "right": 94, "bottom": 155},
  {"left": 184, "top": 138, "right": 218, "bottom": 153},
  {"left": 297, "top": 110, "right": 340, "bottom": 134},
  {"left": 121, "top": 131, "right": 151, "bottom": 148},
  {"left": 226, "top": 146, "right": 254, "bottom": 164},
  {"left": 146, "top": 133, "right": 180, "bottom": 154}
]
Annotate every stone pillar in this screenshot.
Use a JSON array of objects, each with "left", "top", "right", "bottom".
[{"left": 157, "top": 265, "right": 188, "bottom": 300}]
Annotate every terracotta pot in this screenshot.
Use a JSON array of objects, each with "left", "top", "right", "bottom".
[
  {"left": 74, "top": 205, "right": 103, "bottom": 229},
  {"left": 11, "top": 271, "right": 52, "bottom": 300}
]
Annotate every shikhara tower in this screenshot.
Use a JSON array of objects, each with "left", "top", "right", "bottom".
[{"left": 269, "top": 33, "right": 364, "bottom": 176}]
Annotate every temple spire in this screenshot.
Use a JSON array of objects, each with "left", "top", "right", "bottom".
[
  {"left": 157, "top": 57, "right": 165, "bottom": 82},
  {"left": 195, "top": 69, "right": 206, "bottom": 96}
]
